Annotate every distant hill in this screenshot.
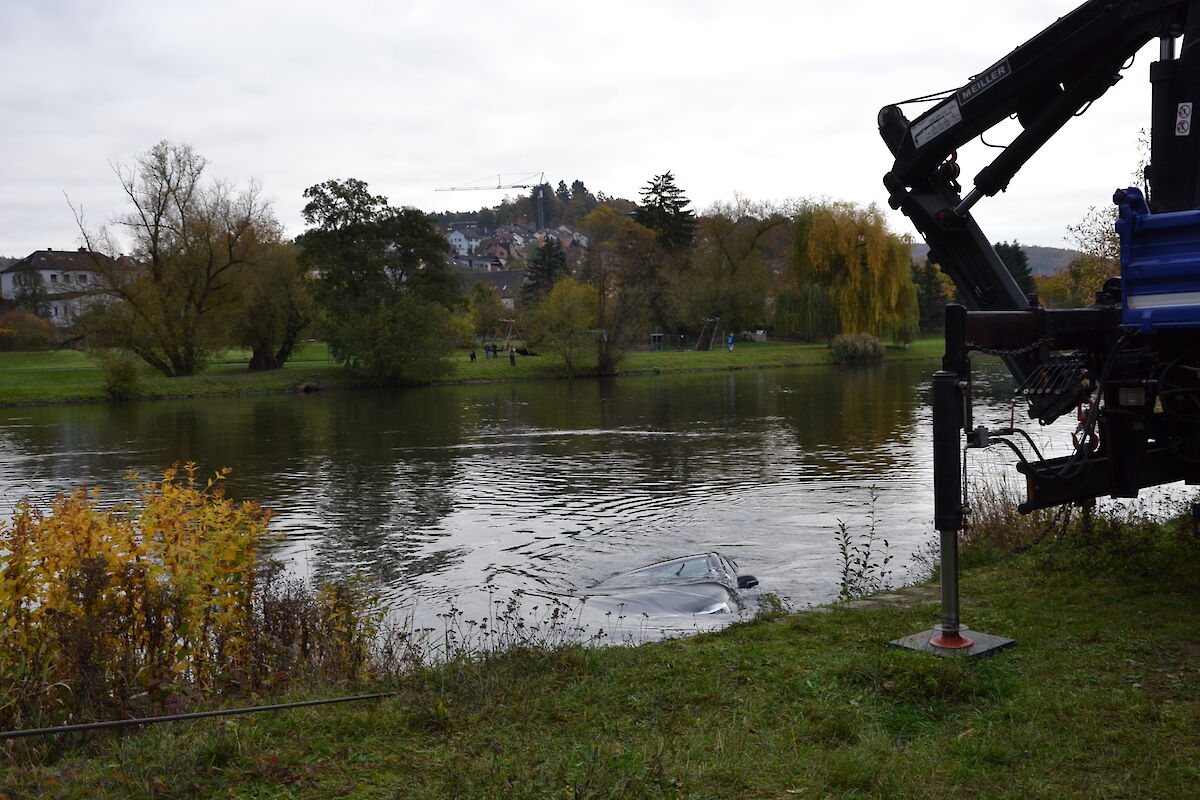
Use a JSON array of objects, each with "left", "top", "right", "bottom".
[{"left": 911, "top": 243, "right": 1081, "bottom": 276}]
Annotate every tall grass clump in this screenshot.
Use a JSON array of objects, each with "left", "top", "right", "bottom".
[
  {"left": 1039, "top": 492, "right": 1200, "bottom": 578},
  {"left": 0, "top": 464, "right": 382, "bottom": 735},
  {"left": 931, "top": 478, "right": 1200, "bottom": 581},
  {"left": 958, "top": 479, "right": 1069, "bottom": 568},
  {"left": 94, "top": 348, "right": 144, "bottom": 401},
  {"left": 829, "top": 332, "right": 885, "bottom": 364}
]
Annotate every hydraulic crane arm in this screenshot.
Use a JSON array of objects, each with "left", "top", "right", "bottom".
[
  {"left": 879, "top": 0, "right": 1198, "bottom": 319},
  {"left": 880, "top": 0, "right": 1200, "bottom": 515},
  {"left": 883, "top": 0, "right": 1200, "bottom": 658}
]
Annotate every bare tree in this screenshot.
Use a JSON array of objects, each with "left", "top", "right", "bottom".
[{"left": 76, "top": 141, "right": 282, "bottom": 376}]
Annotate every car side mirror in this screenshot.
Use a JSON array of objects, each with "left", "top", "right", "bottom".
[{"left": 737, "top": 575, "right": 759, "bottom": 589}]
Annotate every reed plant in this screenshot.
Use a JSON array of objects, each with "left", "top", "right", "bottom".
[{"left": 959, "top": 479, "right": 1069, "bottom": 567}]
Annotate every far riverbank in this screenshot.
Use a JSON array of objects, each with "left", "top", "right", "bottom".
[{"left": 0, "top": 338, "right": 946, "bottom": 407}]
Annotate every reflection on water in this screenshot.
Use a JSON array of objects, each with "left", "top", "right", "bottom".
[{"left": 0, "top": 360, "right": 1043, "bottom": 637}]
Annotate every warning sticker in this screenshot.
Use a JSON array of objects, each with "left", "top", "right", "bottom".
[
  {"left": 911, "top": 99, "right": 963, "bottom": 149},
  {"left": 1177, "top": 103, "right": 1193, "bottom": 136}
]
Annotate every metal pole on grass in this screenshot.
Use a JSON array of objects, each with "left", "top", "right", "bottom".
[
  {"left": 929, "top": 369, "right": 972, "bottom": 649},
  {"left": 890, "top": 305, "right": 1013, "bottom": 657}
]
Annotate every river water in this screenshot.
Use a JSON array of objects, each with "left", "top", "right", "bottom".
[{"left": 0, "top": 359, "right": 1060, "bottom": 641}]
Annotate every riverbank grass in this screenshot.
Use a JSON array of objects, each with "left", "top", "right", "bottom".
[
  {"left": 0, "top": 338, "right": 944, "bottom": 406},
  {"left": 0, "top": 343, "right": 349, "bottom": 405},
  {"left": 7, "top": 515, "right": 1198, "bottom": 799}
]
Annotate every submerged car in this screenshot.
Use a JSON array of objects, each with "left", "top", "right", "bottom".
[{"left": 580, "top": 553, "right": 759, "bottom": 616}]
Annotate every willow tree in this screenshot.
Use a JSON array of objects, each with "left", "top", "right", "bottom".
[
  {"left": 772, "top": 283, "right": 839, "bottom": 340},
  {"left": 76, "top": 141, "right": 282, "bottom": 376},
  {"left": 791, "top": 200, "right": 918, "bottom": 343},
  {"left": 231, "top": 243, "right": 315, "bottom": 371}
]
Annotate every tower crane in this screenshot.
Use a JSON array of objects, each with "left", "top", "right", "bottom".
[{"left": 435, "top": 172, "right": 547, "bottom": 231}]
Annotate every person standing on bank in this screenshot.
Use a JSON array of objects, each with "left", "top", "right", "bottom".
[{"left": 509, "top": 346, "right": 516, "bottom": 366}]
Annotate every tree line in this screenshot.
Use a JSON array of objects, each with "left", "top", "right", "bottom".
[{"left": 40, "top": 140, "right": 1025, "bottom": 382}]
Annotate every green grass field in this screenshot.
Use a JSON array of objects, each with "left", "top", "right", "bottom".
[
  {"left": 0, "top": 339, "right": 945, "bottom": 407},
  {"left": 5, "top": 548, "right": 1196, "bottom": 799},
  {"left": 0, "top": 343, "right": 350, "bottom": 405}
]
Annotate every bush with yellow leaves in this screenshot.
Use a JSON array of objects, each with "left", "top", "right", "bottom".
[{"left": 0, "top": 463, "right": 379, "bottom": 731}]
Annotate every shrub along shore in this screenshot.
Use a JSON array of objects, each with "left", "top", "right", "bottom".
[
  {"left": 0, "top": 338, "right": 946, "bottom": 407},
  {"left": 3, "top": 488, "right": 1198, "bottom": 799}
]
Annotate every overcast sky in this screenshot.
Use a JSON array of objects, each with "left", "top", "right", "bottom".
[{"left": 0, "top": 0, "right": 1158, "bottom": 257}]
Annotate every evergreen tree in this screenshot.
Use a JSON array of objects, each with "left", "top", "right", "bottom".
[
  {"left": 994, "top": 240, "right": 1035, "bottom": 296},
  {"left": 555, "top": 180, "right": 571, "bottom": 204},
  {"left": 635, "top": 171, "right": 697, "bottom": 252},
  {"left": 570, "top": 180, "right": 597, "bottom": 215},
  {"left": 522, "top": 235, "right": 568, "bottom": 306}
]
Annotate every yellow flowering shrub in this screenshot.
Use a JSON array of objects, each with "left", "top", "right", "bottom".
[{"left": 0, "top": 463, "right": 274, "bottom": 728}]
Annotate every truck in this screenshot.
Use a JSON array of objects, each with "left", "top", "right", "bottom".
[{"left": 879, "top": 0, "right": 1200, "bottom": 652}]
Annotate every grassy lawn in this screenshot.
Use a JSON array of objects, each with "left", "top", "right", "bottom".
[
  {"left": 6, "top": 548, "right": 1196, "bottom": 799},
  {"left": 0, "top": 343, "right": 350, "bottom": 405},
  {"left": 612, "top": 338, "right": 943, "bottom": 374},
  {"left": 0, "top": 338, "right": 946, "bottom": 407}
]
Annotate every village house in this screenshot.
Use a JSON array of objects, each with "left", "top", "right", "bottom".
[
  {"left": 440, "top": 219, "right": 588, "bottom": 281},
  {"left": 460, "top": 268, "right": 526, "bottom": 310},
  {"left": 446, "top": 228, "right": 486, "bottom": 256},
  {"left": 494, "top": 224, "right": 533, "bottom": 246},
  {"left": 0, "top": 248, "right": 124, "bottom": 327},
  {"left": 449, "top": 254, "right": 505, "bottom": 272},
  {"left": 476, "top": 238, "right": 510, "bottom": 264}
]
